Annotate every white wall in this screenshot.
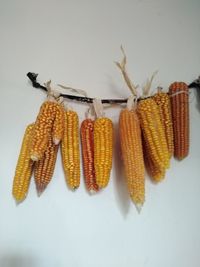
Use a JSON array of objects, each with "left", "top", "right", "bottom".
[{"left": 0, "top": 1, "right": 200, "bottom": 266}]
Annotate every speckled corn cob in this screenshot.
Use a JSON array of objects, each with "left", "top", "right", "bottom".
[
  {"left": 81, "top": 119, "right": 99, "bottom": 193},
  {"left": 94, "top": 117, "right": 113, "bottom": 188},
  {"left": 153, "top": 91, "right": 174, "bottom": 158},
  {"left": 119, "top": 109, "right": 145, "bottom": 207},
  {"left": 137, "top": 98, "right": 170, "bottom": 171},
  {"left": 61, "top": 110, "right": 80, "bottom": 190},
  {"left": 12, "top": 124, "right": 34, "bottom": 203},
  {"left": 52, "top": 103, "right": 65, "bottom": 145},
  {"left": 34, "top": 134, "right": 59, "bottom": 195},
  {"left": 169, "top": 82, "right": 189, "bottom": 160},
  {"left": 30, "top": 101, "right": 59, "bottom": 161}
]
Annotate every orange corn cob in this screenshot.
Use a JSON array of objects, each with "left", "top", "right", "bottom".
[
  {"left": 137, "top": 98, "right": 170, "bottom": 172},
  {"left": 153, "top": 91, "right": 174, "bottom": 158},
  {"left": 30, "top": 101, "right": 60, "bottom": 161},
  {"left": 81, "top": 119, "right": 99, "bottom": 192},
  {"left": 61, "top": 110, "right": 80, "bottom": 190},
  {"left": 169, "top": 82, "right": 189, "bottom": 160},
  {"left": 94, "top": 117, "right": 113, "bottom": 188},
  {"left": 12, "top": 124, "right": 34, "bottom": 203},
  {"left": 119, "top": 109, "right": 145, "bottom": 208},
  {"left": 34, "top": 135, "right": 59, "bottom": 195}
]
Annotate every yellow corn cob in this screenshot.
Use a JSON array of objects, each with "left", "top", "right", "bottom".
[
  {"left": 52, "top": 103, "right": 65, "bottom": 145},
  {"left": 94, "top": 117, "right": 113, "bottom": 188},
  {"left": 143, "top": 137, "right": 165, "bottom": 182},
  {"left": 137, "top": 98, "right": 170, "bottom": 172},
  {"left": 12, "top": 124, "right": 34, "bottom": 203},
  {"left": 119, "top": 109, "right": 145, "bottom": 208},
  {"left": 34, "top": 134, "right": 59, "bottom": 195},
  {"left": 30, "top": 101, "right": 60, "bottom": 161},
  {"left": 153, "top": 91, "right": 174, "bottom": 158},
  {"left": 61, "top": 110, "right": 80, "bottom": 190}
]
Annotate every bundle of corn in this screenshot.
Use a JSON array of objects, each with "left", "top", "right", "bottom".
[
  {"left": 61, "top": 110, "right": 80, "bottom": 190},
  {"left": 169, "top": 82, "right": 189, "bottom": 160},
  {"left": 30, "top": 100, "right": 64, "bottom": 161},
  {"left": 12, "top": 124, "right": 35, "bottom": 203},
  {"left": 34, "top": 134, "right": 59, "bottom": 195},
  {"left": 153, "top": 89, "right": 174, "bottom": 158},
  {"left": 81, "top": 119, "right": 99, "bottom": 192},
  {"left": 94, "top": 117, "right": 113, "bottom": 189},
  {"left": 137, "top": 98, "right": 170, "bottom": 182},
  {"left": 119, "top": 107, "right": 145, "bottom": 209}
]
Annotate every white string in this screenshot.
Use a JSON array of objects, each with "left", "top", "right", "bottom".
[{"left": 169, "top": 90, "right": 189, "bottom": 98}]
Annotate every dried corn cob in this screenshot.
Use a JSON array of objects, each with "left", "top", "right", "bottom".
[
  {"left": 81, "top": 119, "right": 99, "bottom": 192},
  {"left": 137, "top": 98, "right": 170, "bottom": 171},
  {"left": 12, "top": 124, "right": 34, "bottom": 203},
  {"left": 94, "top": 117, "right": 113, "bottom": 188},
  {"left": 153, "top": 91, "right": 174, "bottom": 158},
  {"left": 30, "top": 101, "right": 60, "bottom": 161},
  {"left": 142, "top": 136, "right": 165, "bottom": 182},
  {"left": 34, "top": 134, "right": 59, "bottom": 195},
  {"left": 52, "top": 103, "right": 65, "bottom": 145},
  {"left": 169, "top": 82, "right": 189, "bottom": 160},
  {"left": 61, "top": 110, "right": 80, "bottom": 190},
  {"left": 119, "top": 108, "right": 145, "bottom": 208}
]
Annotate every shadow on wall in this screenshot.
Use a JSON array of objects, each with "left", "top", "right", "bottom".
[
  {"left": 0, "top": 253, "right": 37, "bottom": 267},
  {"left": 112, "top": 121, "right": 131, "bottom": 218}
]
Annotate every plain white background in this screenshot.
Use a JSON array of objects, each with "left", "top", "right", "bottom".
[{"left": 0, "top": 1, "right": 200, "bottom": 266}]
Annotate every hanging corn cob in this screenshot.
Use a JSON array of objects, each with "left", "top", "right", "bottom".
[
  {"left": 61, "top": 110, "right": 80, "bottom": 190},
  {"left": 94, "top": 117, "right": 113, "bottom": 188},
  {"left": 153, "top": 89, "right": 174, "bottom": 158},
  {"left": 52, "top": 103, "right": 65, "bottom": 145},
  {"left": 34, "top": 134, "right": 59, "bottom": 195},
  {"left": 30, "top": 101, "right": 60, "bottom": 161},
  {"left": 137, "top": 98, "right": 170, "bottom": 171},
  {"left": 169, "top": 82, "right": 189, "bottom": 160},
  {"left": 81, "top": 119, "right": 99, "bottom": 192},
  {"left": 115, "top": 47, "right": 169, "bottom": 185},
  {"left": 12, "top": 123, "right": 34, "bottom": 203},
  {"left": 142, "top": 136, "right": 165, "bottom": 182},
  {"left": 119, "top": 107, "right": 145, "bottom": 209}
]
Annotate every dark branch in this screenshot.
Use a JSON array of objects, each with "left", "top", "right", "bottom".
[
  {"left": 27, "top": 72, "right": 199, "bottom": 104},
  {"left": 27, "top": 72, "right": 128, "bottom": 104}
]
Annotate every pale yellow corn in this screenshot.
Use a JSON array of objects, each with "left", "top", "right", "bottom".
[{"left": 61, "top": 110, "right": 80, "bottom": 190}]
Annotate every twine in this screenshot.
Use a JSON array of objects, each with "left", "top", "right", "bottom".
[{"left": 169, "top": 90, "right": 189, "bottom": 98}]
